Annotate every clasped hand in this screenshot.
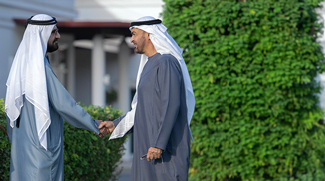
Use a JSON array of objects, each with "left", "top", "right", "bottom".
[
  {"left": 97, "top": 120, "right": 163, "bottom": 162},
  {"left": 97, "top": 120, "right": 115, "bottom": 137}
]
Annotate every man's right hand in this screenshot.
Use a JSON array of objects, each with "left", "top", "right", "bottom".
[{"left": 98, "top": 121, "right": 115, "bottom": 137}]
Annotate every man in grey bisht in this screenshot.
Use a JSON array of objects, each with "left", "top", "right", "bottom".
[
  {"left": 99, "top": 16, "right": 196, "bottom": 181},
  {"left": 5, "top": 14, "right": 100, "bottom": 181}
]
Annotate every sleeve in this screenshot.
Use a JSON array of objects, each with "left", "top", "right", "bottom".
[
  {"left": 113, "top": 114, "right": 134, "bottom": 135},
  {"left": 112, "top": 114, "right": 125, "bottom": 127},
  {"left": 150, "top": 58, "right": 181, "bottom": 150},
  {"left": 45, "top": 64, "right": 99, "bottom": 135}
]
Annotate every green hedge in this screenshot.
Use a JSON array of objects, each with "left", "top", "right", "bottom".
[
  {"left": 0, "top": 99, "right": 10, "bottom": 181},
  {"left": 0, "top": 100, "right": 126, "bottom": 181},
  {"left": 64, "top": 104, "right": 127, "bottom": 181},
  {"left": 163, "top": 0, "right": 325, "bottom": 180}
]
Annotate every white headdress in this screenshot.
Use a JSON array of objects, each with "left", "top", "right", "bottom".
[
  {"left": 109, "top": 16, "right": 195, "bottom": 141},
  {"left": 5, "top": 14, "right": 57, "bottom": 150}
]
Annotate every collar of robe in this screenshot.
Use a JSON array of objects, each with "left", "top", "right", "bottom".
[
  {"left": 27, "top": 16, "right": 57, "bottom": 25},
  {"left": 130, "top": 19, "right": 162, "bottom": 27}
]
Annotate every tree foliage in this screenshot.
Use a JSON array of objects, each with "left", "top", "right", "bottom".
[{"left": 163, "top": 0, "right": 325, "bottom": 180}]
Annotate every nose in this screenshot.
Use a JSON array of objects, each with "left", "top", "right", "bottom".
[
  {"left": 130, "top": 36, "right": 134, "bottom": 43},
  {"left": 56, "top": 32, "right": 61, "bottom": 39}
]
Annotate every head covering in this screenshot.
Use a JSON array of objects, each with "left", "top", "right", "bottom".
[
  {"left": 109, "top": 16, "right": 195, "bottom": 141},
  {"left": 5, "top": 14, "right": 57, "bottom": 150}
]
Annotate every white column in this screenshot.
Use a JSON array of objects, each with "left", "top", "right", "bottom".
[
  {"left": 67, "top": 42, "right": 76, "bottom": 98},
  {"left": 91, "top": 34, "right": 106, "bottom": 106},
  {"left": 51, "top": 52, "right": 63, "bottom": 82},
  {"left": 118, "top": 41, "right": 131, "bottom": 113},
  {"left": 118, "top": 40, "right": 133, "bottom": 161}
]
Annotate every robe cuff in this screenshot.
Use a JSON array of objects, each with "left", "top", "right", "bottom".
[
  {"left": 150, "top": 144, "right": 165, "bottom": 152},
  {"left": 92, "top": 119, "right": 100, "bottom": 135}
]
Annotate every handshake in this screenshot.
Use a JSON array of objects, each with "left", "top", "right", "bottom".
[{"left": 97, "top": 120, "right": 115, "bottom": 137}]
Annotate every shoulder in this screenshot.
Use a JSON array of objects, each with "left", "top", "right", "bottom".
[
  {"left": 158, "top": 54, "right": 177, "bottom": 62},
  {"left": 157, "top": 54, "right": 179, "bottom": 67},
  {"left": 157, "top": 54, "right": 182, "bottom": 74}
]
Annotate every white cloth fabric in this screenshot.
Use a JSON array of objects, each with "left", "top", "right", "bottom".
[
  {"left": 110, "top": 16, "right": 195, "bottom": 140},
  {"left": 5, "top": 14, "right": 55, "bottom": 150}
]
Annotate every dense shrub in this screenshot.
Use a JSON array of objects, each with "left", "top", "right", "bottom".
[
  {"left": 64, "top": 104, "right": 127, "bottom": 181},
  {"left": 0, "top": 101, "right": 126, "bottom": 181},
  {"left": 0, "top": 99, "right": 10, "bottom": 181},
  {"left": 163, "top": 0, "right": 325, "bottom": 180}
]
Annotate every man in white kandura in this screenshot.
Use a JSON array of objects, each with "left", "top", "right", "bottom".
[{"left": 5, "top": 14, "right": 101, "bottom": 181}]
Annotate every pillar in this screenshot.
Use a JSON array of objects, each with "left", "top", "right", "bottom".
[
  {"left": 67, "top": 42, "right": 76, "bottom": 98},
  {"left": 91, "top": 34, "right": 106, "bottom": 106},
  {"left": 118, "top": 40, "right": 133, "bottom": 161}
]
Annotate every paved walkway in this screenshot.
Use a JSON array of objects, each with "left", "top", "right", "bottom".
[{"left": 116, "top": 160, "right": 132, "bottom": 181}]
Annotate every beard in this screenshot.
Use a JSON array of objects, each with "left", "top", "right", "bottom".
[
  {"left": 134, "top": 45, "right": 144, "bottom": 54},
  {"left": 47, "top": 40, "right": 59, "bottom": 53},
  {"left": 133, "top": 37, "right": 146, "bottom": 54}
]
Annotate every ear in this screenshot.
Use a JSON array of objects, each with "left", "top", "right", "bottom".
[{"left": 146, "top": 32, "right": 150, "bottom": 39}]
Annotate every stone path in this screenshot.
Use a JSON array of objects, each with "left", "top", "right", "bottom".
[{"left": 116, "top": 160, "right": 132, "bottom": 181}]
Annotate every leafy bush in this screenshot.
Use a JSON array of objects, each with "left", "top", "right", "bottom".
[
  {"left": 0, "top": 99, "right": 10, "bottom": 181},
  {"left": 0, "top": 101, "right": 126, "bottom": 181},
  {"left": 64, "top": 104, "right": 127, "bottom": 181},
  {"left": 163, "top": 0, "right": 325, "bottom": 180}
]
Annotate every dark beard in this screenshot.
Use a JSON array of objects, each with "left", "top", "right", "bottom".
[
  {"left": 47, "top": 40, "right": 59, "bottom": 53},
  {"left": 134, "top": 43, "right": 144, "bottom": 54},
  {"left": 134, "top": 48, "right": 144, "bottom": 54}
]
